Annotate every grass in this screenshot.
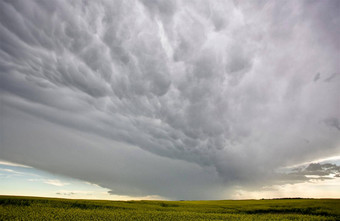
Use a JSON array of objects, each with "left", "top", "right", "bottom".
[{"left": 0, "top": 195, "right": 339, "bottom": 220}]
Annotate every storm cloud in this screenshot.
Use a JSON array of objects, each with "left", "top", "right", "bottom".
[{"left": 1, "top": 0, "right": 339, "bottom": 199}]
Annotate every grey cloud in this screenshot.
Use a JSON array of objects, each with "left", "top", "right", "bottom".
[
  {"left": 324, "top": 118, "right": 340, "bottom": 131},
  {"left": 278, "top": 163, "right": 340, "bottom": 184},
  {"left": 305, "top": 163, "right": 340, "bottom": 175},
  {"left": 1, "top": 106, "right": 225, "bottom": 199},
  {"left": 313, "top": 73, "right": 320, "bottom": 82},
  {"left": 56, "top": 192, "right": 75, "bottom": 196},
  {"left": 324, "top": 73, "right": 338, "bottom": 82},
  {"left": 1, "top": 0, "right": 340, "bottom": 199}
]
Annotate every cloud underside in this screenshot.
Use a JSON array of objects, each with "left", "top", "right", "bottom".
[{"left": 0, "top": 0, "right": 339, "bottom": 199}]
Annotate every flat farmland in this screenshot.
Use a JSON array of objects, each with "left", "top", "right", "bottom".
[{"left": 1, "top": 196, "right": 339, "bottom": 220}]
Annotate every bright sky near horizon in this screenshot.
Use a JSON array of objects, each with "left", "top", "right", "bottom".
[
  {"left": 0, "top": 0, "right": 339, "bottom": 200},
  {"left": 1, "top": 158, "right": 340, "bottom": 200}
]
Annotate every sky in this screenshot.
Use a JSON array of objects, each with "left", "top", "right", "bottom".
[{"left": 0, "top": 0, "right": 339, "bottom": 200}]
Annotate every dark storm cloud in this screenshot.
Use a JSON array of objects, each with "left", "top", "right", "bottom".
[{"left": 1, "top": 0, "right": 339, "bottom": 199}]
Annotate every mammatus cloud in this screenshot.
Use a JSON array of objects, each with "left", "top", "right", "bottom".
[{"left": 0, "top": 0, "right": 339, "bottom": 199}]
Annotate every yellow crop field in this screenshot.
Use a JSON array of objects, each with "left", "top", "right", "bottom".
[{"left": 1, "top": 196, "right": 339, "bottom": 220}]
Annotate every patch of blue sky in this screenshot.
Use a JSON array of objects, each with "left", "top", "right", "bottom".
[{"left": 0, "top": 160, "right": 109, "bottom": 199}]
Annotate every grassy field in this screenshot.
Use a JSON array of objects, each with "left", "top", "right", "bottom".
[{"left": 0, "top": 195, "right": 339, "bottom": 220}]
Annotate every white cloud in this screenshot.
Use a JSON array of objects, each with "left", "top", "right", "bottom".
[
  {"left": 28, "top": 178, "right": 70, "bottom": 187},
  {"left": 44, "top": 179, "right": 70, "bottom": 187},
  {"left": 0, "top": 161, "right": 32, "bottom": 168},
  {"left": 0, "top": 168, "right": 24, "bottom": 175}
]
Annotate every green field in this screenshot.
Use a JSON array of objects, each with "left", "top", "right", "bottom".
[{"left": 1, "top": 196, "right": 339, "bottom": 220}]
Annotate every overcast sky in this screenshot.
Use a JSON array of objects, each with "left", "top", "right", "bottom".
[{"left": 0, "top": 0, "right": 339, "bottom": 200}]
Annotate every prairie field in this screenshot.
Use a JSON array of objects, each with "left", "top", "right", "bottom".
[{"left": 1, "top": 196, "right": 339, "bottom": 220}]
